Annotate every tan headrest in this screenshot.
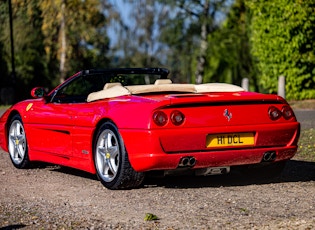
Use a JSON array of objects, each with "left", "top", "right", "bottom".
[
  {"left": 87, "top": 85, "right": 130, "bottom": 102},
  {"left": 103, "top": 82, "right": 122, "bottom": 90},
  {"left": 154, "top": 79, "right": 172, "bottom": 85}
]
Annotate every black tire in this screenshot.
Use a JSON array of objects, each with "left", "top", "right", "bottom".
[
  {"left": 7, "top": 114, "right": 30, "bottom": 169},
  {"left": 94, "top": 121, "right": 144, "bottom": 189},
  {"left": 239, "top": 161, "right": 287, "bottom": 179}
]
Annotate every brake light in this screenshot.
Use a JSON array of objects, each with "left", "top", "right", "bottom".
[
  {"left": 268, "top": 106, "right": 282, "bottom": 120},
  {"left": 153, "top": 111, "right": 168, "bottom": 126},
  {"left": 268, "top": 105, "right": 295, "bottom": 121},
  {"left": 153, "top": 110, "right": 185, "bottom": 126},
  {"left": 282, "top": 106, "right": 294, "bottom": 120},
  {"left": 170, "top": 110, "right": 185, "bottom": 126}
]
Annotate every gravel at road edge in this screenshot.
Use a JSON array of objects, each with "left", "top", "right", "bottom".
[{"left": 1, "top": 149, "right": 315, "bottom": 229}]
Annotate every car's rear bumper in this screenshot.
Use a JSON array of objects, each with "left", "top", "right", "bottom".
[
  {"left": 128, "top": 146, "right": 297, "bottom": 172},
  {"left": 121, "top": 122, "right": 300, "bottom": 172}
]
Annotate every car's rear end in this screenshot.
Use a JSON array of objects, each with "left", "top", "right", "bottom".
[{"left": 121, "top": 91, "right": 300, "bottom": 175}]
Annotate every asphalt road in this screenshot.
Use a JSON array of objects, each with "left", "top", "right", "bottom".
[
  {"left": 295, "top": 110, "right": 315, "bottom": 129},
  {"left": 0, "top": 108, "right": 314, "bottom": 129}
]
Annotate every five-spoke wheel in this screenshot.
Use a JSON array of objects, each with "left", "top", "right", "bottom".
[
  {"left": 95, "top": 128, "right": 120, "bottom": 183},
  {"left": 8, "top": 114, "right": 30, "bottom": 168},
  {"left": 94, "top": 122, "right": 144, "bottom": 189}
]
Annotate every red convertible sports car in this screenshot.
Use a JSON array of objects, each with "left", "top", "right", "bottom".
[{"left": 0, "top": 68, "right": 300, "bottom": 189}]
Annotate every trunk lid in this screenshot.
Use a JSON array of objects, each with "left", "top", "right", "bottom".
[{"left": 146, "top": 91, "right": 295, "bottom": 128}]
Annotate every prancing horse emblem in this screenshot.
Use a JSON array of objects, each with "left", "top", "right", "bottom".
[{"left": 223, "top": 109, "right": 232, "bottom": 121}]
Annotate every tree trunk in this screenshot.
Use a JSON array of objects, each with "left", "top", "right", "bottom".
[
  {"left": 195, "top": 0, "right": 210, "bottom": 84},
  {"left": 59, "top": 0, "right": 66, "bottom": 83}
]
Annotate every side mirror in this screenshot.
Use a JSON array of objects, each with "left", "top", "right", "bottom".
[{"left": 31, "top": 87, "right": 46, "bottom": 98}]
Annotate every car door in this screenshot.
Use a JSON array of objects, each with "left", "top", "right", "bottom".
[
  {"left": 25, "top": 101, "right": 75, "bottom": 157},
  {"left": 26, "top": 73, "right": 107, "bottom": 157}
]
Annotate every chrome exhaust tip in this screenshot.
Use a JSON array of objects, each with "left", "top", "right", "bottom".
[
  {"left": 179, "top": 157, "right": 196, "bottom": 167},
  {"left": 188, "top": 157, "right": 196, "bottom": 167},
  {"left": 262, "top": 151, "right": 277, "bottom": 162}
]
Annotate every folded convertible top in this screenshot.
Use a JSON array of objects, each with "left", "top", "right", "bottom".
[{"left": 87, "top": 81, "right": 244, "bottom": 102}]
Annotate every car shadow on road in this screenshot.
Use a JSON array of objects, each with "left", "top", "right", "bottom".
[
  {"left": 143, "top": 160, "right": 315, "bottom": 189},
  {"left": 0, "top": 224, "right": 26, "bottom": 230},
  {"left": 40, "top": 164, "right": 98, "bottom": 181},
  {"left": 34, "top": 160, "right": 315, "bottom": 189}
]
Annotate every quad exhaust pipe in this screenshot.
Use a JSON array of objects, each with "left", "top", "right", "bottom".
[
  {"left": 262, "top": 151, "right": 277, "bottom": 162},
  {"left": 179, "top": 156, "right": 196, "bottom": 167},
  {"left": 178, "top": 152, "right": 276, "bottom": 168}
]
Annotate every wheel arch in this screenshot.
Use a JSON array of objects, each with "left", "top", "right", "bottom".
[
  {"left": 6, "top": 112, "right": 31, "bottom": 168},
  {"left": 92, "top": 118, "right": 144, "bottom": 189},
  {"left": 4, "top": 110, "right": 21, "bottom": 151},
  {"left": 92, "top": 118, "right": 119, "bottom": 153}
]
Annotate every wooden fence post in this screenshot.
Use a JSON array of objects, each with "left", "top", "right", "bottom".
[
  {"left": 241, "top": 78, "right": 249, "bottom": 91},
  {"left": 278, "top": 75, "right": 285, "bottom": 98}
]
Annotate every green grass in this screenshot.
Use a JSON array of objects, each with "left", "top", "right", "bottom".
[
  {"left": 289, "top": 99, "right": 315, "bottom": 110},
  {"left": 0, "top": 105, "right": 10, "bottom": 110},
  {"left": 289, "top": 99, "right": 315, "bottom": 161},
  {"left": 296, "top": 128, "right": 315, "bottom": 161}
]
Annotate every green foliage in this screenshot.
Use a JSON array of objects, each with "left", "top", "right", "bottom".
[
  {"left": 0, "top": 42, "right": 9, "bottom": 86},
  {"left": 0, "top": 4, "right": 9, "bottom": 86},
  {"left": 112, "top": 0, "right": 167, "bottom": 71},
  {"left": 0, "top": 0, "right": 110, "bottom": 102},
  {"left": 158, "top": 0, "right": 222, "bottom": 83},
  {"left": 0, "top": 0, "right": 49, "bottom": 100},
  {"left": 246, "top": 0, "right": 315, "bottom": 99},
  {"left": 205, "top": 0, "right": 259, "bottom": 91},
  {"left": 144, "top": 213, "right": 159, "bottom": 221},
  {"left": 159, "top": 15, "right": 197, "bottom": 83},
  {"left": 39, "top": 0, "right": 110, "bottom": 83},
  {"left": 2, "top": 0, "right": 315, "bottom": 103}
]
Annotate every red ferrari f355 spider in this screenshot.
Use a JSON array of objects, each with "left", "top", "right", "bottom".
[{"left": 0, "top": 68, "right": 300, "bottom": 189}]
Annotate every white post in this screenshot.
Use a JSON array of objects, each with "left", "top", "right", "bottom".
[
  {"left": 278, "top": 75, "right": 285, "bottom": 98},
  {"left": 241, "top": 78, "right": 249, "bottom": 91}
]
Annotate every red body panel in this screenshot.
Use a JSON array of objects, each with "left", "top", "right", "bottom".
[
  {"left": 0, "top": 90, "right": 300, "bottom": 174},
  {"left": 121, "top": 122, "right": 299, "bottom": 171}
]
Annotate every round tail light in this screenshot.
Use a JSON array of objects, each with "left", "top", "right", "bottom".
[
  {"left": 170, "top": 110, "right": 185, "bottom": 126},
  {"left": 153, "top": 111, "right": 168, "bottom": 126},
  {"left": 282, "top": 106, "right": 294, "bottom": 120},
  {"left": 269, "top": 106, "right": 282, "bottom": 120}
]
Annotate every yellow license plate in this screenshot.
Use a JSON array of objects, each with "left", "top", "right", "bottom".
[{"left": 206, "top": 132, "right": 255, "bottom": 148}]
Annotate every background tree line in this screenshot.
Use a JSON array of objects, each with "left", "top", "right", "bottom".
[{"left": 0, "top": 0, "right": 315, "bottom": 103}]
